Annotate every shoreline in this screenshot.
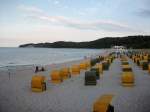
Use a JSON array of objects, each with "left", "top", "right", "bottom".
[
  {"left": 0, "top": 49, "right": 110, "bottom": 73},
  {"left": 0, "top": 49, "right": 108, "bottom": 69}
]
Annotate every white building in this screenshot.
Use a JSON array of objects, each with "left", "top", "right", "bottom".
[{"left": 112, "top": 46, "right": 127, "bottom": 54}]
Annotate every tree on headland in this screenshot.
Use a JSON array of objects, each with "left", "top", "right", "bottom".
[{"left": 19, "top": 35, "right": 150, "bottom": 49}]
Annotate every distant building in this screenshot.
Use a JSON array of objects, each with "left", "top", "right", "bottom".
[
  {"left": 112, "top": 46, "right": 126, "bottom": 49},
  {"left": 112, "top": 45, "right": 127, "bottom": 54}
]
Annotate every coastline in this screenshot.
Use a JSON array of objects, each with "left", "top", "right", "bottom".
[
  {"left": 0, "top": 47, "right": 108, "bottom": 69},
  {"left": 0, "top": 49, "right": 110, "bottom": 74}
]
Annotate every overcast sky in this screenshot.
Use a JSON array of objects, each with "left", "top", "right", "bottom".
[{"left": 0, "top": 0, "right": 150, "bottom": 47}]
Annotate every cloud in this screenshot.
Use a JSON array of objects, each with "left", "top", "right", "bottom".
[
  {"left": 31, "top": 14, "right": 140, "bottom": 33},
  {"left": 19, "top": 5, "right": 142, "bottom": 33},
  {"left": 18, "top": 5, "right": 45, "bottom": 15}
]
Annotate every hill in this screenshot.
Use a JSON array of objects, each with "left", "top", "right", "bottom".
[{"left": 19, "top": 35, "right": 150, "bottom": 49}]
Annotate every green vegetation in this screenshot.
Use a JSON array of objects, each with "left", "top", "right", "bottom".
[{"left": 19, "top": 35, "right": 150, "bottom": 49}]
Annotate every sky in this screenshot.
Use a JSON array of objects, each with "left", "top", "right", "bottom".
[{"left": 0, "top": 0, "right": 150, "bottom": 47}]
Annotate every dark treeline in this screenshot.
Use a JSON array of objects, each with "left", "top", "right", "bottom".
[{"left": 19, "top": 35, "right": 150, "bottom": 49}]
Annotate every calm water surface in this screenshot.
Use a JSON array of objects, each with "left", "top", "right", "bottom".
[{"left": 0, "top": 48, "right": 107, "bottom": 68}]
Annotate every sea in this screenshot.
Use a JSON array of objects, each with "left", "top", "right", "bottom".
[{"left": 0, "top": 47, "right": 107, "bottom": 69}]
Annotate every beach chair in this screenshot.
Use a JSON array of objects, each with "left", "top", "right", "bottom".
[
  {"left": 95, "top": 63, "right": 103, "bottom": 74},
  {"left": 144, "top": 55, "right": 148, "bottom": 61},
  {"left": 121, "top": 72, "right": 134, "bottom": 86},
  {"left": 122, "top": 64, "right": 131, "bottom": 70},
  {"left": 121, "top": 61, "right": 129, "bottom": 65},
  {"left": 148, "top": 55, "right": 150, "bottom": 62},
  {"left": 31, "top": 75, "right": 46, "bottom": 92},
  {"left": 140, "top": 60, "right": 148, "bottom": 69},
  {"left": 110, "top": 56, "right": 114, "bottom": 62},
  {"left": 96, "top": 57, "right": 101, "bottom": 63},
  {"left": 120, "top": 56, "right": 127, "bottom": 62},
  {"left": 90, "top": 68, "right": 100, "bottom": 79},
  {"left": 86, "top": 61, "right": 91, "bottom": 68},
  {"left": 79, "top": 62, "right": 87, "bottom": 70},
  {"left": 121, "top": 65, "right": 134, "bottom": 86},
  {"left": 100, "top": 56, "right": 104, "bottom": 61},
  {"left": 71, "top": 65, "right": 80, "bottom": 75},
  {"left": 85, "top": 71, "right": 97, "bottom": 85},
  {"left": 132, "top": 56, "right": 136, "bottom": 62},
  {"left": 106, "top": 58, "right": 112, "bottom": 65},
  {"left": 140, "top": 54, "right": 143, "bottom": 60},
  {"left": 60, "top": 67, "right": 71, "bottom": 80},
  {"left": 148, "top": 64, "right": 150, "bottom": 74},
  {"left": 122, "top": 65, "right": 132, "bottom": 72},
  {"left": 91, "top": 58, "right": 97, "bottom": 66},
  {"left": 51, "top": 70, "right": 62, "bottom": 84},
  {"left": 135, "top": 58, "right": 140, "bottom": 66},
  {"left": 102, "top": 61, "right": 109, "bottom": 70},
  {"left": 139, "top": 60, "right": 142, "bottom": 67},
  {"left": 142, "top": 61, "right": 148, "bottom": 70},
  {"left": 93, "top": 94, "right": 114, "bottom": 112}
]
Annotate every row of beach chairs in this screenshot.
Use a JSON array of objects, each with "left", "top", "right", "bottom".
[
  {"left": 92, "top": 55, "right": 135, "bottom": 112},
  {"left": 86, "top": 54, "right": 115, "bottom": 112},
  {"left": 31, "top": 55, "right": 107, "bottom": 92},
  {"left": 129, "top": 52, "right": 150, "bottom": 73},
  {"left": 85, "top": 56, "right": 115, "bottom": 85},
  {"left": 31, "top": 54, "right": 115, "bottom": 92},
  {"left": 31, "top": 53, "right": 116, "bottom": 112},
  {"left": 31, "top": 60, "right": 90, "bottom": 92},
  {"left": 88, "top": 55, "right": 115, "bottom": 112},
  {"left": 120, "top": 55, "right": 134, "bottom": 87},
  {"left": 92, "top": 52, "right": 150, "bottom": 112}
]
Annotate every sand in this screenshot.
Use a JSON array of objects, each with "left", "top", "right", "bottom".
[{"left": 0, "top": 56, "right": 150, "bottom": 112}]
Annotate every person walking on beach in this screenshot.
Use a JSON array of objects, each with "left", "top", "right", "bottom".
[
  {"left": 35, "top": 66, "right": 39, "bottom": 73},
  {"left": 41, "top": 67, "right": 45, "bottom": 71}
]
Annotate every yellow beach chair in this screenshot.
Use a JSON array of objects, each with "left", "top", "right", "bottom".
[
  {"left": 60, "top": 67, "right": 71, "bottom": 80},
  {"left": 93, "top": 94, "right": 114, "bottom": 112},
  {"left": 79, "top": 62, "right": 87, "bottom": 70},
  {"left": 121, "top": 72, "right": 134, "bottom": 86},
  {"left": 148, "top": 64, "right": 150, "bottom": 74},
  {"left": 71, "top": 65, "right": 80, "bottom": 75},
  {"left": 50, "top": 70, "right": 62, "bottom": 84},
  {"left": 95, "top": 63, "right": 103, "bottom": 74},
  {"left": 31, "top": 75, "right": 46, "bottom": 92}
]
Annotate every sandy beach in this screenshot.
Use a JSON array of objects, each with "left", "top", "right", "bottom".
[
  {"left": 1, "top": 0, "right": 150, "bottom": 111},
  {"left": 0, "top": 55, "right": 150, "bottom": 112}
]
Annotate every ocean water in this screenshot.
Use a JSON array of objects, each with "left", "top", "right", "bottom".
[{"left": 0, "top": 48, "right": 107, "bottom": 68}]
